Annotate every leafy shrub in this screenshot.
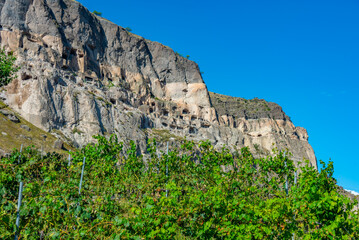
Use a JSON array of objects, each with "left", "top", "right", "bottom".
[
  {"left": 93, "top": 10, "right": 102, "bottom": 17},
  {"left": 125, "top": 27, "right": 132, "bottom": 32},
  {"left": 0, "top": 48, "right": 19, "bottom": 87},
  {"left": 0, "top": 136, "right": 358, "bottom": 238},
  {"left": 175, "top": 52, "right": 183, "bottom": 57}
]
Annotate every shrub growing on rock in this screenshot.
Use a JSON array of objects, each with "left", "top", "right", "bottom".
[
  {"left": 93, "top": 10, "right": 102, "bottom": 17},
  {"left": 0, "top": 48, "right": 19, "bottom": 87}
]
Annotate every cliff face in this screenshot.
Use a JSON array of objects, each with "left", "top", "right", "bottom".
[{"left": 0, "top": 0, "right": 316, "bottom": 167}]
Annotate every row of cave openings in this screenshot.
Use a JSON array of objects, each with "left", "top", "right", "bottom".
[{"left": 146, "top": 101, "right": 211, "bottom": 134}]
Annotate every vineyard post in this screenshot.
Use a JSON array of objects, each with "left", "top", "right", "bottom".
[
  {"left": 78, "top": 157, "right": 86, "bottom": 195},
  {"left": 291, "top": 164, "right": 298, "bottom": 240},
  {"left": 292, "top": 170, "right": 297, "bottom": 240},
  {"left": 284, "top": 158, "right": 293, "bottom": 239},
  {"left": 68, "top": 150, "right": 71, "bottom": 166},
  {"left": 14, "top": 181, "right": 24, "bottom": 240},
  {"left": 18, "top": 144, "right": 23, "bottom": 164},
  {"left": 166, "top": 142, "right": 169, "bottom": 197},
  {"left": 285, "top": 160, "right": 288, "bottom": 195},
  {"left": 157, "top": 152, "right": 160, "bottom": 174},
  {"left": 284, "top": 159, "right": 294, "bottom": 240}
]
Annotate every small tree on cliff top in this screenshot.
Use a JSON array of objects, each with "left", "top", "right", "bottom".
[
  {"left": 0, "top": 48, "right": 19, "bottom": 87},
  {"left": 93, "top": 10, "right": 102, "bottom": 17}
]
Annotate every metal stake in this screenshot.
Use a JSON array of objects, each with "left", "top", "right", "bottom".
[
  {"left": 285, "top": 160, "right": 288, "bottom": 195},
  {"left": 68, "top": 151, "right": 72, "bottom": 166},
  {"left": 18, "top": 144, "right": 23, "bottom": 164},
  {"left": 166, "top": 142, "right": 169, "bottom": 197},
  {"left": 292, "top": 167, "right": 297, "bottom": 239},
  {"left": 78, "top": 157, "right": 86, "bottom": 195},
  {"left": 157, "top": 152, "right": 160, "bottom": 174},
  {"left": 14, "top": 182, "right": 24, "bottom": 240}
]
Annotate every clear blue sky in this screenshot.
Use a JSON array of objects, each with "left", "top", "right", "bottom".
[{"left": 77, "top": 0, "right": 359, "bottom": 192}]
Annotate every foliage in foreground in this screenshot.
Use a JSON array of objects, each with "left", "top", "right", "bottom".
[{"left": 0, "top": 135, "right": 358, "bottom": 239}]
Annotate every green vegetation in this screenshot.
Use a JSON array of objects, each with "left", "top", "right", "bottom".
[
  {"left": 92, "top": 10, "right": 102, "bottom": 17},
  {"left": 0, "top": 101, "right": 7, "bottom": 109},
  {"left": 125, "top": 27, "right": 132, "bottom": 32},
  {"left": 150, "top": 129, "right": 183, "bottom": 142},
  {"left": 108, "top": 82, "right": 115, "bottom": 88},
  {"left": 1, "top": 135, "right": 358, "bottom": 238},
  {"left": 175, "top": 52, "right": 183, "bottom": 57},
  {"left": 175, "top": 52, "right": 191, "bottom": 60},
  {"left": 72, "top": 127, "right": 84, "bottom": 135},
  {"left": 0, "top": 48, "right": 19, "bottom": 87}
]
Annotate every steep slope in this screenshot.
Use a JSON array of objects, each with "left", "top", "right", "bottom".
[
  {"left": 0, "top": 0, "right": 316, "bottom": 167},
  {"left": 0, "top": 100, "right": 71, "bottom": 156}
]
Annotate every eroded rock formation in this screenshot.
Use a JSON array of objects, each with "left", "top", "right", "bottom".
[{"left": 0, "top": 0, "right": 317, "bottom": 167}]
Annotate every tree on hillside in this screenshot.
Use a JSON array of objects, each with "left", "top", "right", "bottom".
[{"left": 0, "top": 48, "right": 19, "bottom": 87}]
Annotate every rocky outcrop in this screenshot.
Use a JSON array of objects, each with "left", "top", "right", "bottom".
[
  {"left": 209, "top": 92, "right": 316, "bottom": 165},
  {"left": 0, "top": 109, "right": 20, "bottom": 122},
  {"left": 0, "top": 0, "right": 316, "bottom": 168}
]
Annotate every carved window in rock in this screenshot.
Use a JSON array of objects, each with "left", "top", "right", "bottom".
[
  {"left": 85, "top": 76, "right": 93, "bottom": 82},
  {"left": 189, "top": 127, "right": 196, "bottom": 134},
  {"left": 182, "top": 109, "right": 189, "bottom": 114},
  {"left": 110, "top": 98, "right": 116, "bottom": 105},
  {"left": 163, "top": 110, "right": 169, "bottom": 116}
]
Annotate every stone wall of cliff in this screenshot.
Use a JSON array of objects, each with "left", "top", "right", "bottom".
[{"left": 0, "top": 0, "right": 316, "bottom": 168}]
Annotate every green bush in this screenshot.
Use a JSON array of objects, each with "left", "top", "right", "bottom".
[
  {"left": 175, "top": 52, "right": 183, "bottom": 57},
  {"left": 0, "top": 136, "right": 358, "bottom": 238},
  {"left": 0, "top": 48, "right": 19, "bottom": 87},
  {"left": 93, "top": 10, "right": 102, "bottom": 17}
]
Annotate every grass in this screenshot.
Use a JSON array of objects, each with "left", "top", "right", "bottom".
[
  {"left": 0, "top": 101, "right": 72, "bottom": 154},
  {"left": 72, "top": 127, "right": 84, "bottom": 135},
  {"left": 150, "top": 129, "right": 184, "bottom": 142},
  {"left": 0, "top": 101, "right": 6, "bottom": 109},
  {"left": 96, "top": 97, "right": 112, "bottom": 107}
]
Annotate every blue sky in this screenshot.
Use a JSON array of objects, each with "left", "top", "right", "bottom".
[{"left": 77, "top": 0, "right": 359, "bottom": 192}]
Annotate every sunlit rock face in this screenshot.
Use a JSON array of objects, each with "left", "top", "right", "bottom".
[{"left": 0, "top": 0, "right": 316, "bottom": 168}]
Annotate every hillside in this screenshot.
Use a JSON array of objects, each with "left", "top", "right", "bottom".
[{"left": 0, "top": 100, "right": 73, "bottom": 156}]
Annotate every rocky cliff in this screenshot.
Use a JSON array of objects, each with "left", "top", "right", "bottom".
[{"left": 0, "top": 0, "right": 316, "bottom": 167}]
